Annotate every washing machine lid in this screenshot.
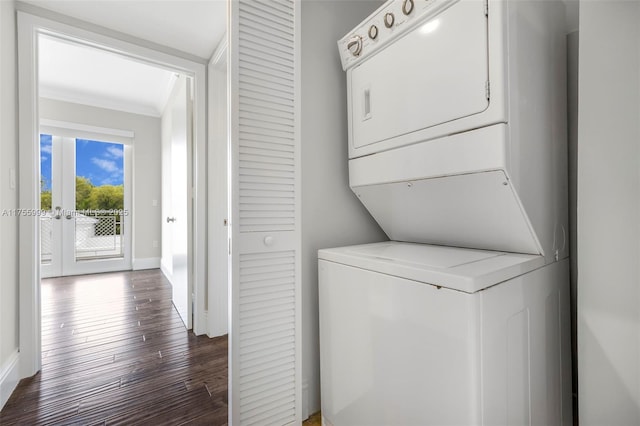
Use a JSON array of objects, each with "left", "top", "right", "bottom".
[{"left": 318, "top": 242, "right": 545, "bottom": 293}]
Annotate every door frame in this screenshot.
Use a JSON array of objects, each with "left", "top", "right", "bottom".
[{"left": 17, "top": 11, "right": 208, "bottom": 378}]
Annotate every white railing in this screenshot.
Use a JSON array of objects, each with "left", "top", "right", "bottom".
[
  {"left": 39, "top": 210, "right": 124, "bottom": 263},
  {"left": 75, "top": 211, "right": 123, "bottom": 260}
]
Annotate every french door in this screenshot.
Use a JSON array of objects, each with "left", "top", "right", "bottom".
[{"left": 40, "top": 133, "right": 132, "bottom": 277}]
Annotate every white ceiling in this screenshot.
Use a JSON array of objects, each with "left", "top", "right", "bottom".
[
  {"left": 24, "top": 0, "right": 226, "bottom": 117},
  {"left": 20, "top": 0, "right": 227, "bottom": 60},
  {"left": 39, "top": 35, "right": 178, "bottom": 117}
]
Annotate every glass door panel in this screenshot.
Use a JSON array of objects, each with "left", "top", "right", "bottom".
[
  {"left": 40, "top": 134, "right": 56, "bottom": 270},
  {"left": 73, "top": 139, "right": 124, "bottom": 261}
]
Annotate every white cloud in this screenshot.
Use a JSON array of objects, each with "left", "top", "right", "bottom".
[
  {"left": 41, "top": 156, "right": 48, "bottom": 162},
  {"left": 100, "top": 177, "right": 115, "bottom": 185},
  {"left": 99, "top": 170, "right": 124, "bottom": 185},
  {"left": 41, "top": 144, "right": 52, "bottom": 155},
  {"left": 105, "top": 145, "right": 124, "bottom": 158},
  {"left": 91, "top": 158, "right": 119, "bottom": 173}
]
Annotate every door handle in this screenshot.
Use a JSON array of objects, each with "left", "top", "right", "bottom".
[
  {"left": 53, "top": 206, "right": 62, "bottom": 220},
  {"left": 166, "top": 217, "right": 176, "bottom": 223}
]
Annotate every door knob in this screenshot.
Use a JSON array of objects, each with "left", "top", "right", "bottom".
[{"left": 166, "top": 217, "right": 176, "bottom": 223}]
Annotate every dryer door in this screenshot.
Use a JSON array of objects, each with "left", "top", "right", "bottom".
[{"left": 349, "top": 0, "right": 488, "bottom": 156}]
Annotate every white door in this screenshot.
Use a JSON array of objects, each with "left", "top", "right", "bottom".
[
  {"left": 40, "top": 133, "right": 131, "bottom": 278},
  {"left": 207, "top": 41, "right": 229, "bottom": 338},
  {"left": 229, "top": 0, "right": 301, "bottom": 424},
  {"left": 161, "top": 75, "right": 192, "bottom": 329}
]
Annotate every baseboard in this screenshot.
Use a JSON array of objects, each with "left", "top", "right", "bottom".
[
  {"left": 0, "top": 349, "right": 20, "bottom": 411},
  {"left": 132, "top": 257, "right": 160, "bottom": 271},
  {"left": 160, "top": 259, "right": 171, "bottom": 279},
  {"left": 193, "top": 311, "right": 208, "bottom": 336}
]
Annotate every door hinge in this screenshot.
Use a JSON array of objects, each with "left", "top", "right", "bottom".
[
  {"left": 485, "top": 81, "right": 490, "bottom": 100},
  {"left": 484, "top": 0, "right": 488, "bottom": 16}
]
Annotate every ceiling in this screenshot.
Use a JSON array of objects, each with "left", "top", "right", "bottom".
[
  {"left": 39, "top": 35, "right": 178, "bottom": 117},
  {"left": 22, "top": 0, "right": 226, "bottom": 117},
  {"left": 20, "top": 0, "right": 227, "bottom": 60}
]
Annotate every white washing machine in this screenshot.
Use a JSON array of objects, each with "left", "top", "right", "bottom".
[
  {"left": 319, "top": 0, "right": 572, "bottom": 424},
  {"left": 319, "top": 243, "right": 572, "bottom": 425}
]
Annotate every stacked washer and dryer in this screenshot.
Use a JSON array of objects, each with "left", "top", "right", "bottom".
[{"left": 318, "top": 0, "right": 572, "bottom": 425}]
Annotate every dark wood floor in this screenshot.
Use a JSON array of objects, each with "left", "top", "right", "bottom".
[{"left": 0, "top": 269, "right": 228, "bottom": 425}]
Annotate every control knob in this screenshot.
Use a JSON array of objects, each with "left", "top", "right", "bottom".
[
  {"left": 368, "top": 25, "right": 378, "bottom": 40},
  {"left": 384, "top": 12, "right": 395, "bottom": 28},
  {"left": 347, "top": 35, "right": 363, "bottom": 57},
  {"left": 402, "top": 0, "right": 415, "bottom": 15}
]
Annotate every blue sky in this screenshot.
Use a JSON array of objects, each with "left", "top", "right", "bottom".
[{"left": 40, "top": 134, "right": 124, "bottom": 190}]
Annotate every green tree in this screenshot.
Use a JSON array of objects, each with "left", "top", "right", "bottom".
[
  {"left": 41, "top": 191, "right": 52, "bottom": 210},
  {"left": 40, "top": 175, "right": 51, "bottom": 210},
  {"left": 88, "top": 185, "right": 124, "bottom": 210},
  {"left": 75, "top": 176, "right": 94, "bottom": 210}
]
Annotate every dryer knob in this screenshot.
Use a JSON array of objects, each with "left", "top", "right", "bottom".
[
  {"left": 368, "top": 25, "right": 379, "bottom": 40},
  {"left": 384, "top": 12, "right": 395, "bottom": 28},
  {"left": 402, "top": 0, "right": 415, "bottom": 15},
  {"left": 347, "top": 35, "right": 363, "bottom": 57}
]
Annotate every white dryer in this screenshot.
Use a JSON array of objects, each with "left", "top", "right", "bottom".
[
  {"left": 338, "top": 0, "right": 568, "bottom": 260},
  {"left": 319, "top": 0, "right": 572, "bottom": 424}
]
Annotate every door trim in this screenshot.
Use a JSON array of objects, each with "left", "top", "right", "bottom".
[{"left": 17, "top": 11, "right": 208, "bottom": 378}]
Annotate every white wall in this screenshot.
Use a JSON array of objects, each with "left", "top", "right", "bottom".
[
  {"left": 39, "top": 98, "right": 162, "bottom": 264},
  {"left": 300, "top": 0, "right": 386, "bottom": 417},
  {"left": 577, "top": 2, "right": 640, "bottom": 424},
  {"left": 0, "top": 0, "right": 19, "bottom": 395}
]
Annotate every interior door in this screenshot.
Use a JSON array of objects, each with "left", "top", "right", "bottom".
[
  {"left": 40, "top": 133, "right": 131, "bottom": 278},
  {"left": 208, "top": 42, "right": 229, "bottom": 338},
  {"left": 161, "top": 75, "right": 192, "bottom": 329},
  {"left": 230, "top": 0, "right": 301, "bottom": 423}
]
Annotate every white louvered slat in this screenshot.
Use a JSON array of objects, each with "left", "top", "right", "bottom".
[
  {"left": 237, "top": 251, "right": 296, "bottom": 423},
  {"left": 239, "top": 116, "right": 294, "bottom": 133},
  {"left": 232, "top": 0, "right": 299, "bottom": 423},
  {"left": 240, "top": 93, "right": 293, "bottom": 111},
  {"left": 239, "top": 132, "right": 293, "bottom": 148},
  {"left": 240, "top": 63, "right": 294, "bottom": 87},
  {"left": 239, "top": 12, "right": 294, "bottom": 38},
  {"left": 239, "top": 34, "right": 294, "bottom": 62},
  {"left": 239, "top": 58, "right": 293, "bottom": 81},
  {"left": 240, "top": 139, "right": 294, "bottom": 152},
  {"left": 240, "top": 175, "right": 294, "bottom": 185},
  {"left": 243, "top": 0, "right": 292, "bottom": 24}
]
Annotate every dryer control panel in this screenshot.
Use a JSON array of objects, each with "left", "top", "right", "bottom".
[{"left": 338, "top": 0, "right": 462, "bottom": 70}]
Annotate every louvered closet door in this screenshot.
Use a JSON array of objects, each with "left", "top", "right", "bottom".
[{"left": 229, "top": 0, "right": 301, "bottom": 425}]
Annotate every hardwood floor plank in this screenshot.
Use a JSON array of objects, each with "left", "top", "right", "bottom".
[{"left": 0, "top": 269, "right": 228, "bottom": 426}]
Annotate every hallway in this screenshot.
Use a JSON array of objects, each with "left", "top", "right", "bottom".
[{"left": 0, "top": 270, "right": 227, "bottom": 425}]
